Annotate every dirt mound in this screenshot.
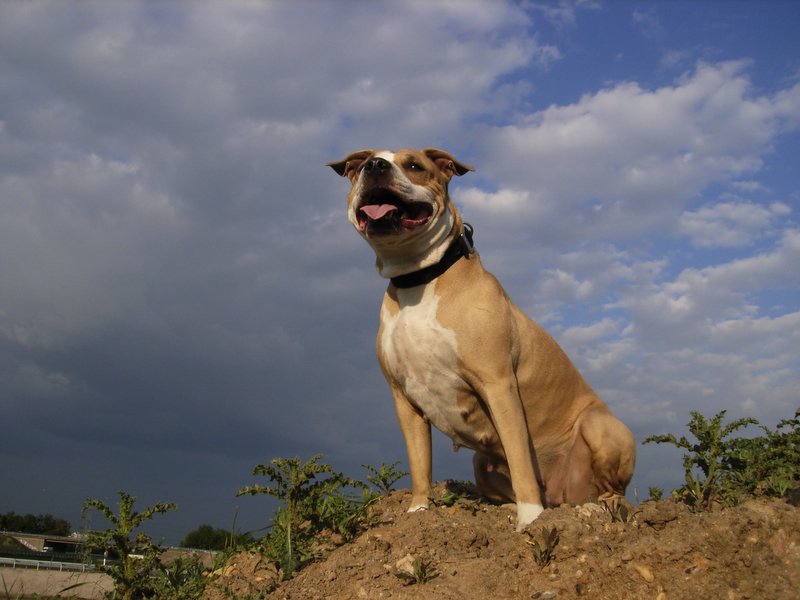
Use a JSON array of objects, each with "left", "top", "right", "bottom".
[{"left": 203, "top": 483, "right": 799, "bottom": 600}]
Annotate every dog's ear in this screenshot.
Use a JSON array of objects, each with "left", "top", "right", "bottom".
[
  {"left": 326, "top": 149, "right": 375, "bottom": 182},
  {"left": 422, "top": 148, "right": 474, "bottom": 181}
]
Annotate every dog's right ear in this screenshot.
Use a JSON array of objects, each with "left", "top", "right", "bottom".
[{"left": 326, "top": 149, "right": 375, "bottom": 182}]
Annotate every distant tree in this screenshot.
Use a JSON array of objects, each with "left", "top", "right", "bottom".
[
  {"left": 82, "top": 491, "right": 177, "bottom": 600},
  {"left": 180, "top": 524, "right": 228, "bottom": 550},
  {"left": 0, "top": 511, "right": 71, "bottom": 536}
]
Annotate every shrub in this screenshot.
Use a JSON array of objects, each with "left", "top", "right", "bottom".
[
  {"left": 362, "top": 461, "right": 408, "bottom": 495},
  {"left": 82, "top": 491, "right": 177, "bottom": 600},
  {"left": 643, "top": 408, "right": 799, "bottom": 510},
  {"left": 237, "top": 454, "right": 374, "bottom": 577}
]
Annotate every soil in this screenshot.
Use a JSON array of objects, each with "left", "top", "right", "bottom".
[{"left": 202, "top": 482, "right": 799, "bottom": 600}]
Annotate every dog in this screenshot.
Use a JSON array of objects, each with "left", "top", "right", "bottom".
[{"left": 328, "top": 148, "right": 635, "bottom": 530}]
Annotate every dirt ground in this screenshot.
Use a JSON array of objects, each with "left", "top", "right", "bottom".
[
  {"left": 203, "top": 482, "right": 799, "bottom": 600},
  {"left": 0, "top": 567, "right": 112, "bottom": 599}
]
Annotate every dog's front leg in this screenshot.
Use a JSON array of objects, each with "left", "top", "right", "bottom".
[
  {"left": 392, "top": 386, "right": 433, "bottom": 512},
  {"left": 481, "top": 381, "right": 545, "bottom": 530}
]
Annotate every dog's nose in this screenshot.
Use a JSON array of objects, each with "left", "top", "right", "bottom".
[{"left": 364, "top": 157, "right": 391, "bottom": 175}]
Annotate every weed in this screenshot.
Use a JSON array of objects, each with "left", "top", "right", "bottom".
[
  {"left": 237, "top": 454, "right": 377, "bottom": 577},
  {"left": 727, "top": 409, "right": 800, "bottom": 499},
  {"left": 362, "top": 461, "right": 408, "bottom": 496},
  {"left": 528, "top": 526, "right": 559, "bottom": 568},
  {"left": 606, "top": 502, "right": 631, "bottom": 523},
  {"left": 152, "top": 555, "right": 207, "bottom": 600},
  {"left": 643, "top": 408, "right": 800, "bottom": 510},
  {"left": 395, "top": 556, "right": 439, "bottom": 585},
  {"left": 643, "top": 410, "right": 758, "bottom": 510},
  {"left": 431, "top": 490, "right": 460, "bottom": 507},
  {"left": 82, "top": 491, "right": 177, "bottom": 600},
  {"left": 647, "top": 487, "right": 664, "bottom": 502}
]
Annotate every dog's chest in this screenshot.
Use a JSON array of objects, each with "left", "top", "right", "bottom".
[{"left": 380, "top": 284, "right": 465, "bottom": 437}]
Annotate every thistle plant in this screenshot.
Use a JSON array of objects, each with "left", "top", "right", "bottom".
[
  {"left": 82, "top": 491, "right": 177, "bottom": 600},
  {"left": 643, "top": 408, "right": 799, "bottom": 510},
  {"left": 237, "top": 454, "right": 367, "bottom": 576}
]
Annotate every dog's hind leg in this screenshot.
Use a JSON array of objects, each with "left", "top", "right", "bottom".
[
  {"left": 472, "top": 451, "right": 515, "bottom": 504},
  {"left": 577, "top": 408, "right": 636, "bottom": 505}
]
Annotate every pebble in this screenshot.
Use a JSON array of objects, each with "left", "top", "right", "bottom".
[
  {"left": 620, "top": 551, "right": 634, "bottom": 562},
  {"left": 633, "top": 563, "right": 654, "bottom": 583},
  {"left": 394, "top": 554, "right": 417, "bottom": 576}
]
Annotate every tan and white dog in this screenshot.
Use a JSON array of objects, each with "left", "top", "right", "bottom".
[{"left": 328, "top": 148, "right": 635, "bottom": 530}]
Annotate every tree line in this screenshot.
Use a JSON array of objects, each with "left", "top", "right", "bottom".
[{"left": 0, "top": 511, "right": 71, "bottom": 536}]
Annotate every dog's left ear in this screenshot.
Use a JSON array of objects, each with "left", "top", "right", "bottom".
[
  {"left": 327, "top": 149, "right": 375, "bottom": 182},
  {"left": 423, "top": 148, "right": 474, "bottom": 181}
]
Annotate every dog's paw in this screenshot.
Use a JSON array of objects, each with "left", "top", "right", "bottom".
[
  {"left": 407, "top": 501, "right": 431, "bottom": 513},
  {"left": 515, "top": 502, "right": 544, "bottom": 531}
]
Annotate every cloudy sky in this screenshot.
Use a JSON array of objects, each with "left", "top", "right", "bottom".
[{"left": 2, "top": 0, "right": 798, "bottom": 544}]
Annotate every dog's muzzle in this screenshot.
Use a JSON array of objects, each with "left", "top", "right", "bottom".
[{"left": 356, "top": 162, "right": 433, "bottom": 234}]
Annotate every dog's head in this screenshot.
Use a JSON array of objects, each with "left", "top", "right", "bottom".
[{"left": 328, "top": 148, "right": 473, "bottom": 278}]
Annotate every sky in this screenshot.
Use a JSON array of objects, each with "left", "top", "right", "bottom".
[{"left": 1, "top": 0, "right": 798, "bottom": 545}]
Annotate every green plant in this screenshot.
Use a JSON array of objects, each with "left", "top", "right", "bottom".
[
  {"left": 431, "top": 490, "right": 460, "bottom": 507},
  {"left": 647, "top": 487, "right": 664, "bottom": 502},
  {"left": 727, "top": 409, "right": 800, "bottom": 499},
  {"left": 81, "top": 491, "right": 177, "bottom": 600},
  {"left": 528, "top": 526, "right": 559, "bottom": 568},
  {"left": 152, "top": 555, "right": 207, "bottom": 600},
  {"left": 606, "top": 501, "right": 631, "bottom": 523},
  {"left": 395, "top": 556, "right": 439, "bottom": 585},
  {"left": 644, "top": 409, "right": 800, "bottom": 509},
  {"left": 362, "top": 461, "right": 408, "bottom": 495},
  {"left": 317, "top": 488, "right": 380, "bottom": 541},
  {"left": 237, "top": 454, "right": 367, "bottom": 577}
]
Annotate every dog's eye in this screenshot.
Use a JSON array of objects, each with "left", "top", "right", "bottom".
[{"left": 408, "top": 162, "right": 423, "bottom": 171}]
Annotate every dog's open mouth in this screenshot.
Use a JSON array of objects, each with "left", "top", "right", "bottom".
[{"left": 356, "top": 189, "right": 432, "bottom": 234}]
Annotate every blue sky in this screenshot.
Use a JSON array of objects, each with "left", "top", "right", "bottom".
[{"left": 1, "top": 1, "right": 798, "bottom": 544}]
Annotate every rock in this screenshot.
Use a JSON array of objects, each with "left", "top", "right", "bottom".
[
  {"left": 394, "top": 554, "right": 416, "bottom": 576},
  {"left": 640, "top": 501, "right": 682, "bottom": 530},
  {"left": 329, "top": 532, "right": 346, "bottom": 546},
  {"left": 633, "top": 563, "right": 655, "bottom": 583},
  {"left": 769, "top": 528, "right": 790, "bottom": 558}
]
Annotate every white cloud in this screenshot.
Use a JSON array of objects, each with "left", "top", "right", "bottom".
[
  {"left": 561, "top": 317, "right": 619, "bottom": 346},
  {"left": 471, "top": 61, "right": 800, "bottom": 247},
  {"left": 677, "top": 200, "right": 791, "bottom": 247},
  {"left": 459, "top": 187, "right": 546, "bottom": 215},
  {"left": 612, "top": 230, "right": 800, "bottom": 347},
  {"left": 530, "top": 229, "right": 800, "bottom": 435}
]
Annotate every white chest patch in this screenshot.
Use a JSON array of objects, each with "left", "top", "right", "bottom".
[{"left": 380, "top": 283, "right": 465, "bottom": 439}]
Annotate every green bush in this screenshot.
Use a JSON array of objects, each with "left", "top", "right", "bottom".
[
  {"left": 151, "top": 555, "right": 208, "bottom": 600},
  {"left": 643, "top": 408, "right": 799, "bottom": 510},
  {"left": 237, "top": 454, "right": 378, "bottom": 577},
  {"left": 82, "top": 491, "right": 177, "bottom": 600}
]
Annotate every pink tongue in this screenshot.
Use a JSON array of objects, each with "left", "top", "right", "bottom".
[{"left": 360, "top": 204, "right": 398, "bottom": 220}]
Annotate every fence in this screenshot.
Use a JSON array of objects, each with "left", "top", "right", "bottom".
[{"left": 0, "top": 556, "right": 95, "bottom": 572}]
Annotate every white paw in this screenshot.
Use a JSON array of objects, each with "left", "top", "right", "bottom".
[
  {"left": 516, "top": 502, "right": 544, "bottom": 531},
  {"left": 407, "top": 501, "right": 431, "bottom": 513}
]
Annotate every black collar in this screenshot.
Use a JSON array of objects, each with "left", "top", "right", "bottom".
[{"left": 390, "top": 223, "right": 475, "bottom": 289}]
